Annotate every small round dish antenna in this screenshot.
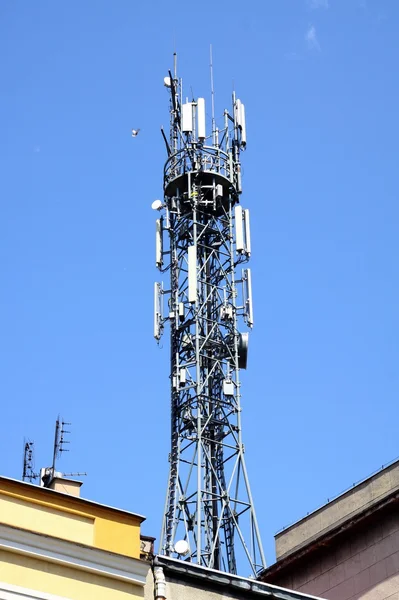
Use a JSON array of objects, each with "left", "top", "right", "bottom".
[
  {"left": 151, "top": 199, "right": 163, "bottom": 211},
  {"left": 164, "top": 76, "right": 172, "bottom": 88},
  {"left": 174, "top": 539, "right": 189, "bottom": 556}
]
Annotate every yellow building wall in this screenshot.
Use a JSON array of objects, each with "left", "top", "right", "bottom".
[
  {"left": 0, "top": 493, "right": 94, "bottom": 545},
  {"left": 0, "top": 479, "right": 142, "bottom": 558},
  {"left": 0, "top": 549, "right": 144, "bottom": 600},
  {"left": 95, "top": 515, "right": 140, "bottom": 558}
]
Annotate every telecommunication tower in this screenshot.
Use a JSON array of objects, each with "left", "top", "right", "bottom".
[{"left": 153, "top": 54, "right": 265, "bottom": 576}]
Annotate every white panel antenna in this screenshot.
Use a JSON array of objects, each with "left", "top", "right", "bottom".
[
  {"left": 244, "top": 209, "right": 251, "bottom": 256},
  {"left": 179, "top": 368, "right": 187, "bottom": 385},
  {"left": 235, "top": 206, "right": 251, "bottom": 256},
  {"left": 240, "top": 103, "right": 246, "bottom": 147},
  {"left": 197, "top": 98, "right": 206, "bottom": 141},
  {"left": 188, "top": 245, "right": 197, "bottom": 303},
  {"left": 223, "top": 379, "right": 234, "bottom": 396},
  {"left": 235, "top": 99, "right": 242, "bottom": 127},
  {"left": 156, "top": 218, "right": 163, "bottom": 268},
  {"left": 154, "top": 282, "right": 163, "bottom": 340},
  {"left": 178, "top": 302, "right": 185, "bottom": 321},
  {"left": 182, "top": 103, "right": 193, "bottom": 133},
  {"left": 235, "top": 205, "right": 244, "bottom": 253},
  {"left": 235, "top": 99, "right": 246, "bottom": 147},
  {"left": 243, "top": 268, "right": 254, "bottom": 327}
]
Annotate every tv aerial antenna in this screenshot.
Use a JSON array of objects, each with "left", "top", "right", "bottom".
[
  {"left": 22, "top": 439, "right": 39, "bottom": 483},
  {"left": 41, "top": 416, "right": 87, "bottom": 487},
  {"left": 52, "top": 415, "right": 70, "bottom": 471}
]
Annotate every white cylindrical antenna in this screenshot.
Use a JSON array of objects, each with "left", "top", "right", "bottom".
[
  {"left": 178, "top": 302, "right": 185, "bottom": 321},
  {"left": 154, "top": 282, "right": 162, "bottom": 340},
  {"left": 156, "top": 218, "right": 163, "bottom": 268},
  {"left": 182, "top": 103, "right": 193, "bottom": 133},
  {"left": 224, "top": 110, "right": 229, "bottom": 152},
  {"left": 240, "top": 103, "right": 247, "bottom": 147},
  {"left": 244, "top": 209, "right": 251, "bottom": 255},
  {"left": 197, "top": 98, "right": 206, "bottom": 141},
  {"left": 180, "top": 78, "right": 183, "bottom": 118},
  {"left": 235, "top": 99, "right": 242, "bottom": 128},
  {"left": 188, "top": 245, "right": 197, "bottom": 302},
  {"left": 235, "top": 205, "right": 244, "bottom": 253},
  {"left": 244, "top": 268, "right": 254, "bottom": 327},
  {"left": 210, "top": 45, "right": 216, "bottom": 147}
]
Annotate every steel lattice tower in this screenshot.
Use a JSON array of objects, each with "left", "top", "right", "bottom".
[{"left": 153, "top": 55, "right": 265, "bottom": 576}]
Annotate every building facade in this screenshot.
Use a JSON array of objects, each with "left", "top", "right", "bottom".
[
  {"left": 0, "top": 475, "right": 149, "bottom": 600},
  {"left": 259, "top": 460, "right": 399, "bottom": 600}
]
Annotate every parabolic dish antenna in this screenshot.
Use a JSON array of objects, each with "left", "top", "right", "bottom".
[
  {"left": 151, "top": 199, "right": 163, "bottom": 210},
  {"left": 174, "top": 539, "right": 189, "bottom": 556}
]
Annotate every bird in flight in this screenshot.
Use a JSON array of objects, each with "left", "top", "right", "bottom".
[{"left": 131, "top": 128, "right": 140, "bottom": 137}]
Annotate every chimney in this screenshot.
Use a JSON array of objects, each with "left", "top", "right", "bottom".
[{"left": 48, "top": 476, "right": 83, "bottom": 497}]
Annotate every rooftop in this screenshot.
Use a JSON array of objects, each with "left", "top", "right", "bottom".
[{"left": 0, "top": 474, "right": 145, "bottom": 559}]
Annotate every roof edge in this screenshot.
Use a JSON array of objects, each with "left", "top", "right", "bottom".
[
  {"left": 0, "top": 475, "right": 146, "bottom": 522},
  {"left": 154, "top": 555, "right": 325, "bottom": 600},
  {"left": 275, "top": 457, "right": 399, "bottom": 538}
]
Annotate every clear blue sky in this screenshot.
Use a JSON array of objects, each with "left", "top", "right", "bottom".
[{"left": 1, "top": 0, "right": 398, "bottom": 568}]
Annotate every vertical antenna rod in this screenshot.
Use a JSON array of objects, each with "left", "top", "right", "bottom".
[
  {"left": 210, "top": 45, "right": 216, "bottom": 146},
  {"left": 155, "top": 56, "right": 264, "bottom": 576},
  {"left": 51, "top": 417, "right": 61, "bottom": 472},
  {"left": 41, "top": 416, "right": 72, "bottom": 487}
]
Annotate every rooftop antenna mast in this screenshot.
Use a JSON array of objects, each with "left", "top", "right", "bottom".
[
  {"left": 52, "top": 416, "right": 69, "bottom": 472},
  {"left": 41, "top": 417, "right": 86, "bottom": 487},
  {"left": 154, "top": 55, "right": 264, "bottom": 575},
  {"left": 22, "top": 439, "right": 38, "bottom": 483}
]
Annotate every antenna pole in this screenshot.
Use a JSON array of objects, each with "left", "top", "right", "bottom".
[
  {"left": 210, "top": 45, "right": 216, "bottom": 146},
  {"left": 22, "top": 440, "right": 37, "bottom": 483},
  {"left": 52, "top": 417, "right": 60, "bottom": 472}
]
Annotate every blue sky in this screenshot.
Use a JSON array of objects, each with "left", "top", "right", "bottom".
[{"left": 1, "top": 0, "right": 398, "bottom": 569}]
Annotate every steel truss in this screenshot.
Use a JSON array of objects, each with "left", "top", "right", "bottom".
[{"left": 155, "top": 58, "right": 265, "bottom": 576}]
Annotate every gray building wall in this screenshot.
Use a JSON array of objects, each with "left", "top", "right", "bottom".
[
  {"left": 275, "top": 462, "right": 399, "bottom": 561},
  {"left": 260, "top": 460, "right": 399, "bottom": 600},
  {"left": 271, "top": 510, "right": 399, "bottom": 599}
]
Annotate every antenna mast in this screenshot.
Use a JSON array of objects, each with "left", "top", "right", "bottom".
[
  {"left": 154, "top": 57, "right": 264, "bottom": 575},
  {"left": 22, "top": 417, "right": 86, "bottom": 488},
  {"left": 41, "top": 417, "right": 86, "bottom": 487},
  {"left": 51, "top": 416, "right": 70, "bottom": 472},
  {"left": 22, "top": 440, "right": 38, "bottom": 483},
  {"left": 210, "top": 45, "right": 216, "bottom": 146}
]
